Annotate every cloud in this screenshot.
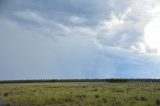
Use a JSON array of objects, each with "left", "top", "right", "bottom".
[
  {"left": 143, "top": 0, "right": 160, "bottom": 54},
  {"left": 0, "top": 0, "right": 160, "bottom": 79},
  {"left": 0, "top": 17, "right": 117, "bottom": 80},
  {"left": 69, "top": 16, "right": 86, "bottom": 24},
  {"left": 92, "top": 0, "right": 149, "bottom": 51}
]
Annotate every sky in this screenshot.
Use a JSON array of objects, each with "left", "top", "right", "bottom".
[{"left": 0, "top": 0, "right": 160, "bottom": 80}]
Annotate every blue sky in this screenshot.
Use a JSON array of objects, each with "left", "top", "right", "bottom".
[{"left": 0, "top": 0, "right": 160, "bottom": 80}]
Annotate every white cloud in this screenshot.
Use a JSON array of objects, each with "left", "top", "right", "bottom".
[
  {"left": 143, "top": 0, "right": 160, "bottom": 55},
  {"left": 89, "top": 0, "right": 160, "bottom": 56}
]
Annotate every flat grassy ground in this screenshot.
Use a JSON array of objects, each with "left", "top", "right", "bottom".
[{"left": 0, "top": 82, "right": 160, "bottom": 106}]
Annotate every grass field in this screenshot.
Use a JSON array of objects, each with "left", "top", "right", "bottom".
[{"left": 0, "top": 82, "right": 160, "bottom": 106}]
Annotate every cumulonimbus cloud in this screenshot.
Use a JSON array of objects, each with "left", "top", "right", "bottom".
[{"left": 0, "top": 0, "right": 160, "bottom": 79}]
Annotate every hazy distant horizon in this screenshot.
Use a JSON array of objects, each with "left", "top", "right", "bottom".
[{"left": 1, "top": 0, "right": 160, "bottom": 80}]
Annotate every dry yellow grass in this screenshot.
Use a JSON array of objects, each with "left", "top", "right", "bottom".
[{"left": 0, "top": 82, "right": 160, "bottom": 106}]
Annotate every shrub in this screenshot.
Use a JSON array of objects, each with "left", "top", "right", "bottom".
[
  {"left": 156, "top": 99, "right": 160, "bottom": 105},
  {"left": 95, "top": 95, "right": 99, "bottom": 98},
  {"left": 82, "top": 94, "right": 86, "bottom": 98},
  {"left": 4, "top": 92, "right": 8, "bottom": 97},
  {"left": 91, "top": 88, "right": 98, "bottom": 92},
  {"left": 5, "top": 104, "right": 10, "bottom": 106},
  {"left": 102, "top": 98, "right": 107, "bottom": 103},
  {"left": 82, "top": 86, "right": 86, "bottom": 88},
  {"left": 141, "top": 97, "right": 147, "bottom": 101},
  {"left": 132, "top": 96, "right": 139, "bottom": 101}
]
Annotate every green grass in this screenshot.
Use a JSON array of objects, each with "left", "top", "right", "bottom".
[{"left": 0, "top": 82, "right": 160, "bottom": 106}]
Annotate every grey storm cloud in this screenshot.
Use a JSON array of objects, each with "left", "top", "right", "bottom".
[
  {"left": 0, "top": 0, "right": 160, "bottom": 80},
  {"left": 8, "top": 0, "right": 149, "bottom": 51}
]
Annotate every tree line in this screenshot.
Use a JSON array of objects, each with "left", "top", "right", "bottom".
[{"left": 0, "top": 79, "right": 160, "bottom": 83}]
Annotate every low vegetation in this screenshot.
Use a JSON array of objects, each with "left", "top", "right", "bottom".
[{"left": 0, "top": 82, "right": 160, "bottom": 106}]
